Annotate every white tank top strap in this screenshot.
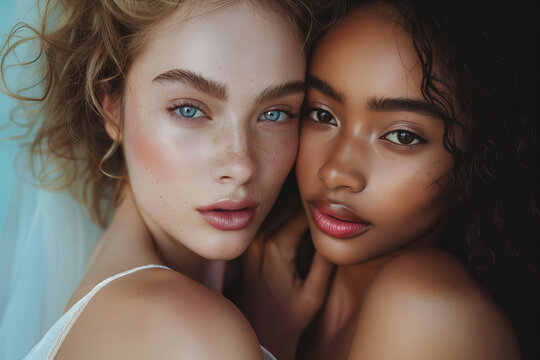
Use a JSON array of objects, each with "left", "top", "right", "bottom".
[
  {"left": 86, "top": 264, "right": 170, "bottom": 291},
  {"left": 24, "top": 264, "right": 170, "bottom": 359}
]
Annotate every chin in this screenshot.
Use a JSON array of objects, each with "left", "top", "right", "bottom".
[
  {"left": 320, "top": 250, "right": 365, "bottom": 266},
  {"left": 312, "top": 235, "right": 355, "bottom": 265},
  {"left": 194, "top": 233, "right": 253, "bottom": 261},
  {"left": 312, "top": 232, "right": 382, "bottom": 266}
]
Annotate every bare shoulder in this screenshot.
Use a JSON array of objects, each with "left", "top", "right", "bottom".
[
  {"left": 349, "top": 248, "right": 521, "bottom": 360},
  {"left": 57, "top": 267, "right": 262, "bottom": 360}
]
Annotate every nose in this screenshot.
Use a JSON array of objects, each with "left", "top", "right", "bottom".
[
  {"left": 212, "top": 125, "right": 257, "bottom": 185},
  {"left": 317, "top": 141, "right": 367, "bottom": 193}
]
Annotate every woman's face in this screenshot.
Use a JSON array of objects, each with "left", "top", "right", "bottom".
[
  {"left": 119, "top": 2, "right": 305, "bottom": 260},
  {"left": 297, "top": 8, "right": 455, "bottom": 265}
]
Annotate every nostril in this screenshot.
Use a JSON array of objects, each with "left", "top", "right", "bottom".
[{"left": 317, "top": 168, "right": 324, "bottom": 182}]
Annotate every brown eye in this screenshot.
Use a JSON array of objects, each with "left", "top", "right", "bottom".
[
  {"left": 383, "top": 130, "right": 424, "bottom": 146},
  {"left": 309, "top": 109, "right": 337, "bottom": 125},
  {"left": 398, "top": 131, "right": 414, "bottom": 144}
]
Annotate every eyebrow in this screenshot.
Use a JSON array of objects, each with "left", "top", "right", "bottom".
[
  {"left": 153, "top": 68, "right": 304, "bottom": 105},
  {"left": 306, "top": 75, "right": 345, "bottom": 104},
  {"left": 367, "top": 97, "right": 444, "bottom": 119},
  {"left": 153, "top": 69, "right": 228, "bottom": 100},
  {"left": 255, "top": 81, "right": 306, "bottom": 104}
]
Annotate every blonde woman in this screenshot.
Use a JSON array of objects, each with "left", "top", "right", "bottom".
[{"left": 0, "top": 0, "right": 343, "bottom": 358}]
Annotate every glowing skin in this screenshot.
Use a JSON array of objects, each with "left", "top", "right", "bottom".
[
  {"left": 242, "top": 8, "right": 519, "bottom": 360},
  {"left": 121, "top": 2, "right": 305, "bottom": 264},
  {"left": 296, "top": 9, "right": 454, "bottom": 266}
]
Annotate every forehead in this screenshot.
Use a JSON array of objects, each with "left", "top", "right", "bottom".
[
  {"left": 129, "top": 1, "right": 304, "bottom": 90},
  {"left": 310, "top": 8, "right": 423, "bottom": 100}
]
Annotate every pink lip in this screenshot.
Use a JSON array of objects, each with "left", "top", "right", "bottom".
[
  {"left": 198, "top": 199, "right": 259, "bottom": 231},
  {"left": 309, "top": 201, "right": 371, "bottom": 238}
]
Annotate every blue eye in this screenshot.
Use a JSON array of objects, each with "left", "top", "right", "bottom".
[
  {"left": 174, "top": 105, "right": 204, "bottom": 118},
  {"left": 383, "top": 130, "right": 424, "bottom": 146},
  {"left": 259, "top": 110, "right": 289, "bottom": 122},
  {"left": 309, "top": 109, "right": 337, "bottom": 125}
]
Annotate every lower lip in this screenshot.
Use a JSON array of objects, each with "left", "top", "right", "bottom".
[
  {"left": 311, "top": 206, "right": 371, "bottom": 238},
  {"left": 198, "top": 209, "right": 256, "bottom": 231}
]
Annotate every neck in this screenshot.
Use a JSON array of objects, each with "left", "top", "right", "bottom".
[
  {"left": 97, "top": 185, "right": 227, "bottom": 293},
  {"left": 153, "top": 234, "right": 227, "bottom": 293}
]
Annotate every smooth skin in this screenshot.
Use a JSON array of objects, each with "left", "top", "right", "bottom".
[
  {"left": 56, "top": 1, "right": 306, "bottom": 358},
  {"left": 244, "top": 6, "right": 520, "bottom": 360}
]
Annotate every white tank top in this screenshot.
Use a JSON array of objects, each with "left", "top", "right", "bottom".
[{"left": 23, "top": 264, "right": 276, "bottom": 360}]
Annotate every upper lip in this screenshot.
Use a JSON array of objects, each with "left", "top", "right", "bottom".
[
  {"left": 197, "top": 198, "right": 259, "bottom": 211},
  {"left": 310, "top": 199, "right": 369, "bottom": 224}
]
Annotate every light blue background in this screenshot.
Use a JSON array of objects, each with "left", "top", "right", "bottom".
[
  {"left": 0, "top": 0, "right": 28, "bottom": 229},
  {"left": 0, "top": 3, "right": 103, "bottom": 359}
]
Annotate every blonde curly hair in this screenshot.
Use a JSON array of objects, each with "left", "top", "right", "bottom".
[{"left": 1, "top": 0, "right": 344, "bottom": 226}]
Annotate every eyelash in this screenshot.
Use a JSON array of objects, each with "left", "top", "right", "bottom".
[
  {"left": 380, "top": 130, "right": 427, "bottom": 148},
  {"left": 167, "top": 101, "right": 207, "bottom": 120},
  {"left": 258, "top": 109, "right": 297, "bottom": 125}
]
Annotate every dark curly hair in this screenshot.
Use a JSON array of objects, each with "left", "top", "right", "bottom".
[{"left": 343, "top": 0, "right": 539, "bottom": 357}]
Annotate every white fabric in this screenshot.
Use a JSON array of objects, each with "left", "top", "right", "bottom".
[
  {"left": 261, "top": 345, "right": 278, "bottom": 360},
  {"left": 0, "top": 176, "right": 102, "bottom": 359},
  {"left": 23, "top": 264, "right": 277, "bottom": 360}
]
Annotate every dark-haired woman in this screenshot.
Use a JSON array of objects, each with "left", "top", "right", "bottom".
[{"left": 242, "top": 1, "right": 539, "bottom": 359}]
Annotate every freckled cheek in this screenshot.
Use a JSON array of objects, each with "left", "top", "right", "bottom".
[
  {"left": 123, "top": 102, "right": 206, "bottom": 187},
  {"left": 122, "top": 114, "right": 171, "bottom": 217},
  {"left": 259, "top": 131, "right": 298, "bottom": 186},
  {"left": 125, "top": 122, "right": 162, "bottom": 179}
]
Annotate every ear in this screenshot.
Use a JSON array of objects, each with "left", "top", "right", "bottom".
[{"left": 100, "top": 91, "right": 122, "bottom": 142}]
